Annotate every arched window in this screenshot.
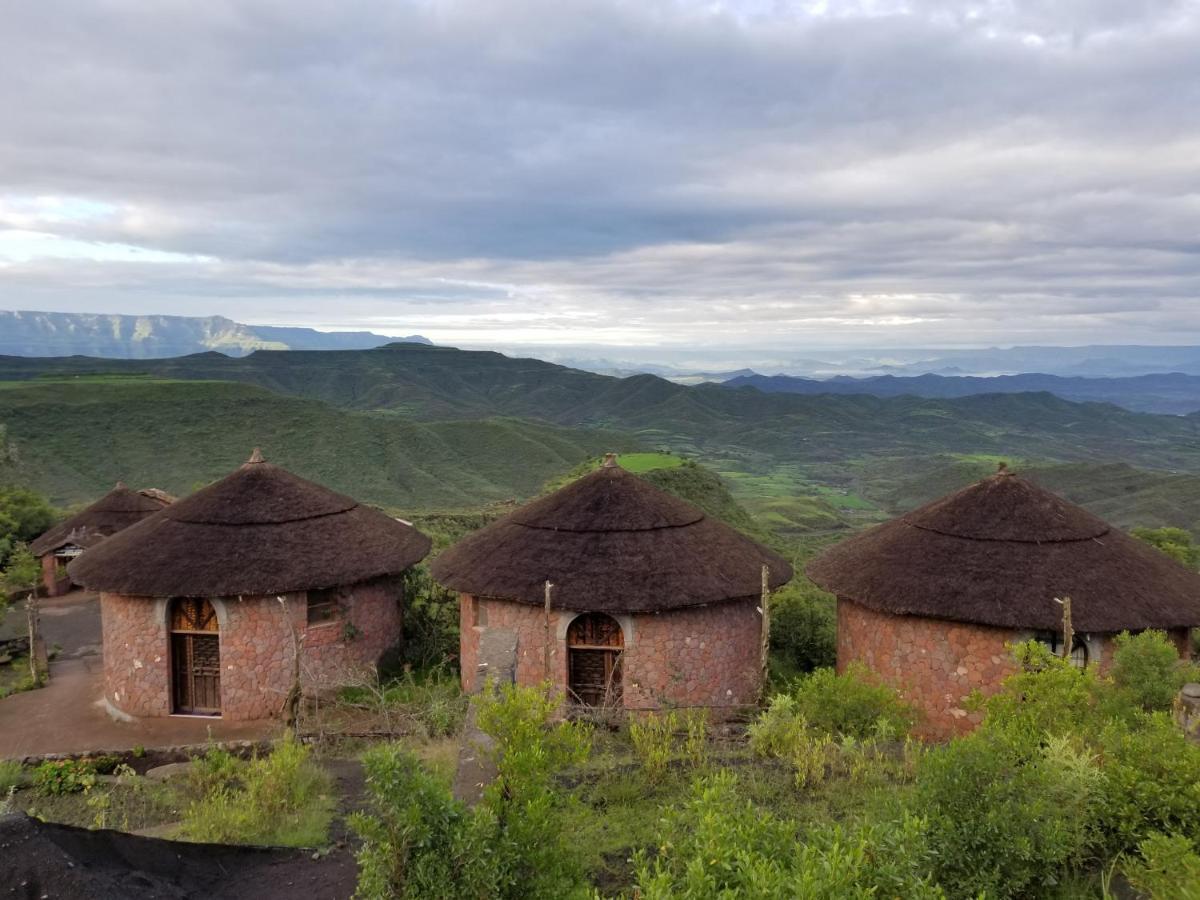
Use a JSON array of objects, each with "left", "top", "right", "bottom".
[
  {"left": 567, "top": 613, "right": 624, "bottom": 707},
  {"left": 170, "top": 598, "right": 221, "bottom": 715}
]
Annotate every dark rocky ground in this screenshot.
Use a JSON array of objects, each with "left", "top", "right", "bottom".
[{"left": 0, "top": 812, "right": 357, "bottom": 900}]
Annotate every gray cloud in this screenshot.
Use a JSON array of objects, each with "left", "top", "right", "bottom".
[{"left": 1, "top": 0, "right": 1199, "bottom": 355}]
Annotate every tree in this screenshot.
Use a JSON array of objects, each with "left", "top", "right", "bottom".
[
  {"left": 1131, "top": 526, "right": 1200, "bottom": 569},
  {"left": 0, "top": 486, "right": 57, "bottom": 568}
]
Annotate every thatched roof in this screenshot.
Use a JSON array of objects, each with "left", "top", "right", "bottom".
[
  {"left": 431, "top": 455, "right": 793, "bottom": 613},
  {"left": 807, "top": 466, "right": 1200, "bottom": 632},
  {"left": 29, "top": 484, "right": 171, "bottom": 557},
  {"left": 69, "top": 450, "right": 431, "bottom": 597}
]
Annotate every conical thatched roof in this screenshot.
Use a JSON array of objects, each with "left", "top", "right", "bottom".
[
  {"left": 70, "top": 450, "right": 431, "bottom": 598},
  {"left": 807, "top": 467, "right": 1200, "bottom": 632},
  {"left": 29, "top": 484, "right": 171, "bottom": 557},
  {"left": 431, "top": 456, "right": 793, "bottom": 613}
]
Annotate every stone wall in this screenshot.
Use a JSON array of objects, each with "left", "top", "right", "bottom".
[
  {"left": 101, "top": 575, "right": 403, "bottom": 720},
  {"left": 459, "top": 594, "right": 763, "bottom": 712},
  {"left": 837, "top": 598, "right": 1017, "bottom": 739},
  {"left": 39, "top": 554, "right": 72, "bottom": 597},
  {"left": 837, "top": 600, "right": 1195, "bottom": 739}
]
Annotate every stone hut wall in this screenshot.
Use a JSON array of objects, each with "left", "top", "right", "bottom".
[
  {"left": 458, "top": 593, "right": 762, "bottom": 712},
  {"left": 838, "top": 599, "right": 1194, "bottom": 739},
  {"left": 837, "top": 598, "right": 1018, "bottom": 739},
  {"left": 101, "top": 576, "right": 403, "bottom": 720},
  {"left": 39, "top": 553, "right": 72, "bottom": 597}
]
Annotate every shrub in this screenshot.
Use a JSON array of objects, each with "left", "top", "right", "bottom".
[
  {"left": 1132, "top": 526, "right": 1200, "bottom": 569},
  {"left": 0, "top": 760, "right": 23, "bottom": 794},
  {"left": 352, "top": 683, "right": 592, "bottom": 899},
  {"left": 1123, "top": 833, "right": 1200, "bottom": 900},
  {"left": 33, "top": 758, "right": 99, "bottom": 795},
  {"left": 400, "top": 566, "right": 460, "bottom": 670},
  {"left": 769, "top": 581, "right": 837, "bottom": 679},
  {"left": 339, "top": 666, "right": 467, "bottom": 739},
  {"left": 786, "top": 664, "right": 916, "bottom": 739},
  {"left": 681, "top": 708, "right": 708, "bottom": 770},
  {"left": 630, "top": 713, "right": 675, "bottom": 783},
  {"left": 0, "top": 487, "right": 56, "bottom": 570},
  {"left": 180, "top": 737, "right": 335, "bottom": 847},
  {"left": 1111, "top": 629, "right": 1192, "bottom": 711},
  {"left": 634, "top": 770, "right": 944, "bottom": 898},
  {"left": 1, "top": 544, "right": 39, "bottom": 594},
  {"left": 916, "top": 730, "right": 1101, "bottom": 899}
]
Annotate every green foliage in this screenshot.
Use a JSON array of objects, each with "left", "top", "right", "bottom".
[
  {"left": 1111, "top": 629, "right": 1195, "bottom": 711},
  {"left": 399, "top": 565, "right": 460, "bottom": 670},
  {"left": 1132, "top": 526, "right": 1200, "bottom": 568},
  {"left": 1, "top": 543, "right": 40, "bottom": 594},
  {"left": 768, "top": 580, "right": 837, "bottom": 679},
  {"left": 783, "top": 663, "right": 917, "bottom": 740},
  {"left": 0, "top": 485, "right": 56, "bottom": 569},
  {"left": 747, "top": 694, "right": 835, "bottom": 788},
  {"left": 33, "top": 758, "right": 98, "bottom": 795},
  {"left": 634, "top": 770, "right": 944, "bottom": 899},
  {"left": 629, "top": 710, "right": 710, "bottom": 783},
  {"left": 1123, "top": 833, "right": 1200, "bottom": 900},
  {"left": 0, "top": 760, "right": 24, "bottom": 794},
  {"left": 916, "top": 730, "right": 1102, "bottom": 898},
  {"left": 179, "top": 737, "right": 335, "bottom": 847},
  {"left": 338, "top": 666, "right": 467, "bottom": 739},
  {"left": 352, "top": 683, "right": 592, "bottom": 899}
]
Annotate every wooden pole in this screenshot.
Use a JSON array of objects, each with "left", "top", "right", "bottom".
[
  {"left": 26, "top": 592, "right": 39, "bottom": 683},
  {"left": 1060, "top": 596, "right": 1073, "bottom": 663},
  {"left": 760, "top": 565, "right": 770, "bottom": 698},
  {"left": 543, "top": 580, "right": 554, "bottom": 683}
]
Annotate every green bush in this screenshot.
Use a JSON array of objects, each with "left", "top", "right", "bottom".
[
  {"left": 634, "top": 770, "right": 944, "bottom": 898},
  {"left": 1111, "top": 629, "right": 1194, "bottom": 711},
  {"left": 179, "top": 737, "right": 335, "bottom": 847},
  {"left": 0, "top": 487, "right": 57, "bottom": 570},
  {"left": 338, "top": 666, "right": 467, "bottom": 738},
  {"left": 916, "top": 730, "right": 1101, "bottom": 899},
  {"left": 785, "top": 663, "right": 916, "bottom": 739},
  {"left": 32, "top": 758, "right": 98, "bottom": 795},
  {"left": 768, "top": 580, "right": 837, "bottom": 679},
  {"left": 0, "top": 759, "right": 23, "bottom": 794},
  {"left": 1, "top": 544, "right": 39, "bottom": 594},
  {"left": 352, "top": 683, "right": 592, "bottom": 900},
  {"left": 1132, "top": 526, "right": 1200, "bottom": 569},
  {"left": 1123, "top": 833, "right": 1200, "bottom": 900},
  {"left": 400, "top": 566, "right": 460, "bottom": 670}
]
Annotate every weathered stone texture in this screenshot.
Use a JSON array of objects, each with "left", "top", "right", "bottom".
[
  {"left": 459, "top": 594, "right": 762, "bottom": 712},
  {"left": 101, "top": 576, "right": 403, "bottom": 721},
  {"left": 837, "top": 598, "right": 1017, "bottom": 739}
]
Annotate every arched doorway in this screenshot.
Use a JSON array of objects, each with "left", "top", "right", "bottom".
[
  {"left": 170, "top": 598, "right": 221, "bottom": 715},
  {"left": 567, "top": 613, "right": 624, "bottom": 707}
]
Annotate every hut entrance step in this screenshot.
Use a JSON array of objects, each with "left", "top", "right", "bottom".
[{"left": 171, "top": 632, "right": 221, "bottom": 715}]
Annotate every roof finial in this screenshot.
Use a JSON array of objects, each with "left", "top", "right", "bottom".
[
  {"left": 997, "top": 461, "right": 1011, "bottom": 476},
  {"left": 114, "top": 480, "right": 127, "bottom": 490},
  {"left": 601, "top": 452, "right": 619, "bottom": 469},
  {"left": 246, "top": 447, "right": 265, "bottom": 466}
]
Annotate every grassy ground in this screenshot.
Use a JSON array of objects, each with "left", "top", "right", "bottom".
[{"left": 614, "top": 452, "right": 684, "bottom": 473}]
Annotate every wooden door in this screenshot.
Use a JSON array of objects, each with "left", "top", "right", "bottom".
[
  {"left": 567, "top": 613, "right": 624, "bottom": 707},
  {"left": 170, "top": 599, "right": 221, "bottom": 715}
]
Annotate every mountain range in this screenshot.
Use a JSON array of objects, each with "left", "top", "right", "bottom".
[
  {"left": 0, "top": 310, "right": 426, "bottom": 358},
  {"left": 725, "top": 372, "right": 1200, "bottom": 416}
]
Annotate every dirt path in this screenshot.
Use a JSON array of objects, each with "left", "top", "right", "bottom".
[{"left": 0, "top": 592, "right": 278, "bottom": 761}]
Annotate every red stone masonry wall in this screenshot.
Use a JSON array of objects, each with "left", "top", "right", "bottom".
[
  {"left": 458, "top": 594, "right": 762, "bottom": 712},
  {"left": 837, "top": 598, "right": 1018, "bottom": 739},
  {"left": 101, "top": 576, "right": 403, "bottom": 721}
]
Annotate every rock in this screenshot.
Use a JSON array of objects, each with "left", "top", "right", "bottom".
[
  {"left": 0, "top": 654, "right": 11, "bottom": 666},
  {"left": 144, "top": 762, "right": 193, "bottom": 781},
  {"left": 1182, "top": 683, "right": 1200, "bottom": 700}
]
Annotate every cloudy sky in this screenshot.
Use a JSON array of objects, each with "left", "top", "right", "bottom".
[{"left": 2, "top": 0, "right": 1199, "bottom": 361}]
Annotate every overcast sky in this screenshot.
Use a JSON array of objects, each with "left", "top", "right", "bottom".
[{"left": 2, "top": 0, "right": 1199, "bottom": 360}]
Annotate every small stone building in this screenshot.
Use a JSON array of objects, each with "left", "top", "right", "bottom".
[
  {"left": 29, "top": 484, "right": 172, "bottom": 597},
  {"left": 808, "top": 466, "right": 1200, "bottom": 738},
  {"left": 69, "top": 451, "right": 431, "bottom": 720},
  {"left": 431, "top": 455, "right": 793, "bottom": 714}
]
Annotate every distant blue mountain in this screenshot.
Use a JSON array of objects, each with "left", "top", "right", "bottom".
[
  {"left": 0, "top": 310, "right": 428, "bottom": 358},
  {"left": 725, "top": 371, "right": 1200, "bottom": 416}
]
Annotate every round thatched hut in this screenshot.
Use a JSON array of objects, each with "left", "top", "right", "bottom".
[
  {"left": 70, "top": 451, "right": 431, "bottom": 720},
  {"left": 29, "top": 484, "right": 173, "bottom": 597},
  {"left": 808, "top": 465, "right": 1200, "bottom": 737},
  {"left": 431, "top": 455, "right": 793, "bottom": 713}
]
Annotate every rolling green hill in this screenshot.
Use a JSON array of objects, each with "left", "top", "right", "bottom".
[
  {"left": 3, "top": 344, "right": 1200, "bottom": 473},
  {"left": 0, "top": 378, "right": 638, "bottom": 510}
]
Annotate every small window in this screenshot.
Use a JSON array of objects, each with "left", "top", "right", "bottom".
[
  {"left": 307, "top": 588, "right": 341, "bottom": 625},
  {"left": 1035, "top": 631, "right": 1089, "bottom": 669}
]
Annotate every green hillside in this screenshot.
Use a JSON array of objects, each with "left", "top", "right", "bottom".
[
  {"left": 0, "top": 378, "right": 638, "bottom": 510},
  {"left": 3, "top": 346, "right": 1200, "bottom": 471}
]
